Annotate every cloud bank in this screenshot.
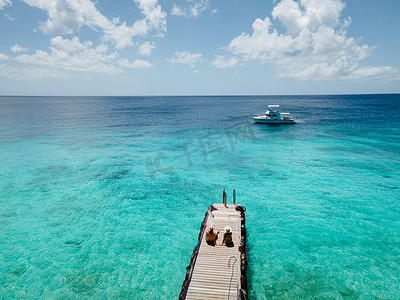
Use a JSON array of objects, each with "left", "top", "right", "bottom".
[
  {"left": 1, "top": 0, "right": 398, "bottom": 84},
  {"left": 15, "top": 36, "right": 121, "bottom": 75},
  {"left": 227, "top": 0, "right": 399, "bottom": 81},
  {"left": 0, "top": 0, "right": 165, "bottom": 79},
  {"left": 21, "top": 0, "right": 166, "bottom": 50}
]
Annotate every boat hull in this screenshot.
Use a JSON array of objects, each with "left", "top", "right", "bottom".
[{"left": 253, "top": 118, "right": 296, "bottom": 124}]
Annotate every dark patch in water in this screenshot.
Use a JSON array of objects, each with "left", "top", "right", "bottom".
[
  {"left": 385, "top": 185, "right": 397, "bottom": 190},
  {"left": 66, "top": 270, "right": 100, "bottom": 294},
  {"left": 111, "top": 170, "right": 130, "bottom": 179},
  {"left": 1, "top": 211, "right": 18, "bottom": 218},
  {"left": 10, "top": 266, "right": 27, "bottom": 276},
  {"left": 378, "top": 184, "right": 398, "bottom": 190},
  {"left": 49, "top": 221, "right": 63, "bottom": 227},
  {"left": 340, "top": 286, "right": 358, "bottom": 297},
  {"left": 124, "top": 240, "right": 146, "bottom": 253},
  {"left": 65, "top": 240, "right": 82, "bottom": 246},
  {"left": 258, "top": 168, "right": 276, "bottom": 177}
]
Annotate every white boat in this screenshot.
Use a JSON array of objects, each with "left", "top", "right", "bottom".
[{"left": 253, "top": 105, "right": 296, "bottom": 124}]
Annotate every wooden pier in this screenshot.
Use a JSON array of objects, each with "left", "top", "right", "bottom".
[{"left": 180, "top": 197, "right": 247, "bottom": 300}]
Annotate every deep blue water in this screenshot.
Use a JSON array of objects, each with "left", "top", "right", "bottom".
[{"left": 0, "top": 95, "right": 399, "bottom": 298}]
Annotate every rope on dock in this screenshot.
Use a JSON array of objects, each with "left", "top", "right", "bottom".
[{"left": 228, "top": 256, "right": 238, "bottom": 299}]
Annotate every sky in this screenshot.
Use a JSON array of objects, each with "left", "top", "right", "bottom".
[{"left": 0, "top": 0, "right": 399, "bottom": 95}]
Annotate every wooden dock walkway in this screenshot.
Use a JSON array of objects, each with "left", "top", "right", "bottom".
[{"left": 180, "top": 202, "right": 247, "bottom": 300}]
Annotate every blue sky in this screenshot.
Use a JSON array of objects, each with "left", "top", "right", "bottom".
[{"left": 0, "top": 0, "right": 399, "bottom": 95}]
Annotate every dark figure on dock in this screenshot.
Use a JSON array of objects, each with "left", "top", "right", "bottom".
[
  {"left": 206, "top": 226, "right": 219, "bottom": 246},
  {"left": 221, "top": 226, "right": 234, "bottom": 247}
]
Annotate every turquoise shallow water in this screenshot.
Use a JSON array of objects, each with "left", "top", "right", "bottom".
[{"left": 0, "top": 95, "right": 399, "bottom": 298}]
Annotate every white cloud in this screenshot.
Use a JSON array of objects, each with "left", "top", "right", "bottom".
[
  {"left": 211, "top": 55, "right": 237, "bottom": 68},
  {"left": 345, "top": 66, "right": 400, "bottom": 81},
  {"left": 15, "top": 36, "right": 122, "bottom": 75},
  {"left": 226, "top": 0, "right": 399, "bottom": 81},
  {"left": 11, "top": 44, "right": 28, "bottom": 53},
  {"left": 171, "top": 0, "right": 210, "bottom": 18},
  {"left": 168, "top": 51, "right": 203, "bottom": 67},
  {"left": 138, "top": 41, "right": 155, "bottom": 56},
  {"left": 118, "top": 58, "right": 154, "bottom": 69},
  {"left": 189, "top": 0, "right": 209, "bottom": 18},
  {"left": 21, "top": 0, "right": 166, "bottom": 50},
  {"left": 1, "top": 37, "right": 155, "bottom": 79},
  {"left": 135, "top": 0, "right": 166, "bottom": 32},
  {"left": 1, "top": 0, "right": 168, "bottom": 80},
  {"left": 0, "top": 53, "right": 10, "bottom": 60},
  {"left": 0, "top": 0, "right": 11, "bottom": 10},
  {"left": 3, "top": 13, "right": 15, "bottom": 20},
  {"left": 171, "top": 4, "right": 185, "bottom": 17}
]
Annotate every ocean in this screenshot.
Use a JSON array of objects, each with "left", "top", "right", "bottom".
[{"left": 0, "top": 95, "right": 399, "bottom": 299}]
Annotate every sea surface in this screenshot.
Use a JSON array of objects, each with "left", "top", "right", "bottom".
[{"left": 0, "top": 95, "right": 399, "bottom": 299}]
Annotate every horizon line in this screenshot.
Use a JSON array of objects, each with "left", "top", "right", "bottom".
[{"left": 1, "top": 92, "right": 399, "bottom": 98}]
